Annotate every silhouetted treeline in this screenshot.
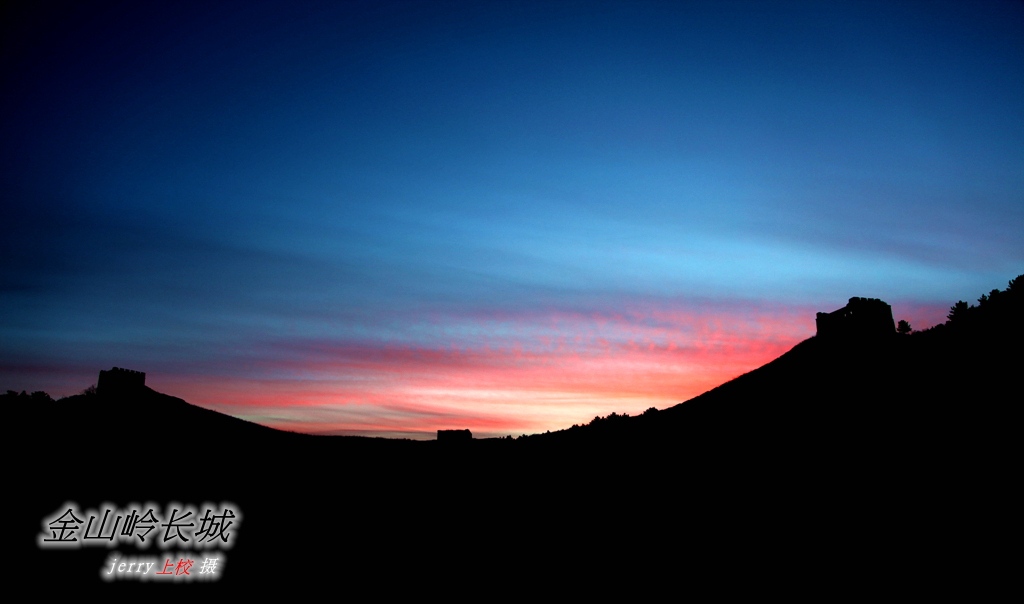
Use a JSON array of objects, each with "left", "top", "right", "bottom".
[
  {"left": 906, "top": 274, "right": 1022, "bottom": 340},
  {"left": 574, "top": 407, "right": 658, "bottom": 429},
  {"left": 3, "top": 389, "right": 54, "bottom": 404}
]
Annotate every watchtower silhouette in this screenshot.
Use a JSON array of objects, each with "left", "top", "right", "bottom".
[
  {"left": 815, "top": 297, "right": 896, "bottom": 340},
  {"left": 97, "top": 367, "right": 146, "bottom": 397},
  {"left": 437, "top": 429, "right": 472, "bottom": 442}
]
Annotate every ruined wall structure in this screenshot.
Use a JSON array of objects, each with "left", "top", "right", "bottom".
[
  {"left": 97, "top": 367, "right": 146, "bottom": 397},
  {"left": 816, "top": 297, "right": 896, "bottom": 340},
  {"left": 437, "top": 429, "right": 473, "bottom": 442}
]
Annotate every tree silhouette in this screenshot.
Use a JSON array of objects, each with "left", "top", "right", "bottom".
[
  {"left": 897, "top": 320, "right": 912, "bottom": 335},
  {"left": 947, "top": 300, "right": 969, "bottom": 323}
]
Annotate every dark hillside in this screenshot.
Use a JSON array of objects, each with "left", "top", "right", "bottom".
[{"left": 19, "top": 275, "right": 1020, "bottom": 595}]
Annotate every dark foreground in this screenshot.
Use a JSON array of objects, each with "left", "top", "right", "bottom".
[{"left": 18, "top": 285, "right": 1019, "bottom": 596}]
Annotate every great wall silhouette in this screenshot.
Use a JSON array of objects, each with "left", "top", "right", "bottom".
[
  {"left": 815, "top": 296, "right": 896, "bottom": 340},
  {"left": 86, "top": 293, "right": 906, "bottom": 441},
  {"left": 19, "top": 275, "right": 1021, "bottom": 594}
]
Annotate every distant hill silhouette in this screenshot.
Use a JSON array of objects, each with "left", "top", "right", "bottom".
[
  {"left": 18, "top": 274, "right": 1020, "bottom": 596},
  {"left": 522, "top": 274, "right": 1020, "bottom": 453}
]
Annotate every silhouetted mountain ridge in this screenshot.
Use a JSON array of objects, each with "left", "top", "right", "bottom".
[
  {"left": 524, "top": 274, "right": 1020, "bottom": 452},
  {"left": 19, "top": 275, "right": 1020, "bottom": 595}
]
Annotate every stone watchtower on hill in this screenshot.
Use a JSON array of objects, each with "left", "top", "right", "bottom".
[
  {"left": 816, "top": 297, "right": 896, "bottom": 340},
  {"left": 437, "top": 429, "right": 472, "bottom": 442},
  {"left": 97, "top": 367, "right": 146, "bottom": 397}
]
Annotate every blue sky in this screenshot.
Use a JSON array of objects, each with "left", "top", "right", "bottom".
[{"left": 3, "top": 1, "right": 1021, "bottom": 437}]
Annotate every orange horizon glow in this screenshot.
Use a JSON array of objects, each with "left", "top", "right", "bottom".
[{"left": 146, "top": 302, "right": 821, "bottom": 438}]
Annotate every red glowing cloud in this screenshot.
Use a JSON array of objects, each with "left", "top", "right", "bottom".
[{"left": 152, "top": 300, "right": 815, "bottom": 438}]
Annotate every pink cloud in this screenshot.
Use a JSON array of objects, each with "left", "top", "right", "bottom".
[{"left": 152, "top": 300, "right": 815, "bottom": 438}]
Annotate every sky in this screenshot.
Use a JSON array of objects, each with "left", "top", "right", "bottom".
[{"left": 3, "top": 0, "right": 1021, "bottom": 438}]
